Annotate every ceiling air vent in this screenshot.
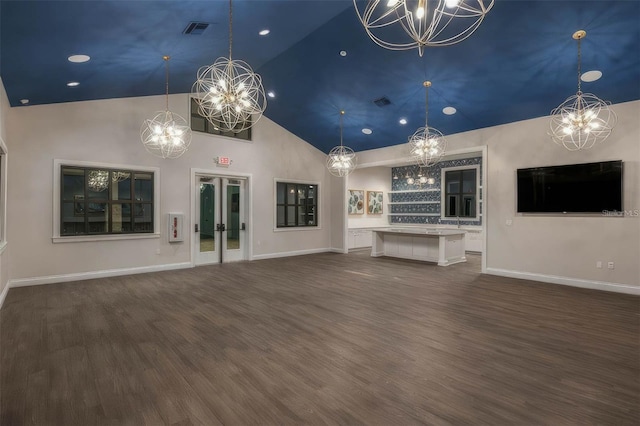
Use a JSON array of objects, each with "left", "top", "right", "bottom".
[
  {"left": 183, "top": 22, "right": 210, "bottom": 35},
  {"left": 373, "top": 96, "right": 391, "bottom": 107}
]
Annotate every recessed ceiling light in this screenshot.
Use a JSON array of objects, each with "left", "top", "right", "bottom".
[
  {"left": 581, "top": 70, "right": 602, "bottom": 82},
  {"left": 340, "top": 50, "right": 347, "bottom": 57},
  {"left": 399, "top": 118, "right": 407, "bottom": 125},
  {"left": 67, "top": 81, "right": 80, "bottom": 87},
  {"left": 259, "top": 29, "right": 270, "bottom": 36},
  {"left": 267, "top": 91, "right": 276, "bottom": 98},
  {"left": 68, "top": 54, "right": 90, "bottom": 63},
  {"left": 362, "top": 128, "right": 372, "bottom": 135},
  {"left": 443, "top": 106, "right": 457, "bottom": 115},
  {"left": 20, "top": 99, "right": 29, "bottom": 105}
]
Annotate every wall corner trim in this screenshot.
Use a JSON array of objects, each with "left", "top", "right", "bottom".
[
  {"left": 7, "top": 262, "right": 193, "bottom": 289},
  {"left": 0, "top": 282, "right": 9, "bottom": 310},
  {"left": 485, "top": 267, "right": 640, "bottom": 295}
]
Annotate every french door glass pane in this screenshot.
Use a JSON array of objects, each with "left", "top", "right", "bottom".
[
  {"left": 200, "top": 184, "right": 215, "bottom": 252},
  {"left": 227, "top": 185, "right": 240, "bottom": 250}
]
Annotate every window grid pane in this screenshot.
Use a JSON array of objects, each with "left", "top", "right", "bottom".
[
  {"left": 276, "top": 182, "right": 318, "bottom": 228},
  {"left": 444, "top": 169, "right": 477, "bottom": 218}
]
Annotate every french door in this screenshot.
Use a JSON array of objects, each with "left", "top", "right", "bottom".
[{"left": 195, "top": 175, "right": 246, "bottom": 265}]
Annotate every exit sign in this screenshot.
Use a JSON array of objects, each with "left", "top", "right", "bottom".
[{"left": 216, "top": 156, "right": 231, "bottom": 167}]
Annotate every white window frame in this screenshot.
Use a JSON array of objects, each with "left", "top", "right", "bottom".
[
  {"left": 52, "top": 159, "right": 160, "bottom": 243},
  {"left": 440, "top": 165, "right": 480, "bottom": 221},
  {"left": 273, "top": 178, "right": 322, "bottom": 232},
  {"left": 0, "top": 137, "right": 7, "bottom": 254}
]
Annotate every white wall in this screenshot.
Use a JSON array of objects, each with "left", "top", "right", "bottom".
[
  {"left": 329, "top": 174, "right": 347, "bottom": 252},
  {"left": 346, "top": 166, "right": 391, "bottom": 228},
  {"left": 6, "top": 93, "right": 334, "bottom": 283},
  {"left": 0, "top": 78, "right": 9, "bottom": 306},
  {"left": 358, "top": 101, "right": 640, "bottom": 292}
]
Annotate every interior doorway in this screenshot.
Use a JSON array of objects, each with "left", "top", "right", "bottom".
[{"left": 194, "top": 174, "right": 247, "bottom": 265}]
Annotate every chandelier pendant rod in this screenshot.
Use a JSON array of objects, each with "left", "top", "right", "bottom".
[
  {"left": 424, "top": 81, "right": 430, "bottom": 128},
  {"left": 576, "top": 34, "right": 582, "bottom": 94},
  {"left": 573, "top": 30, "right": 586, "bottom": 119},
  {"left": 163, "top": 55, "right": 170, "bottom": 111},
  {"left": 340, "top": 110, "right": 345, "bottom": 148},
  {"left": 228, "top": 0, "right": 233, "bottom": 60}
]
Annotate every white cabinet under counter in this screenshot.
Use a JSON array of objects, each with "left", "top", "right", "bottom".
[
  {"left": 370, "top": 227, "right": 466, "bottom": 266},
  {"left": 347, "top": 229, "right": 373, "bottom": 250},
  {"left": 464, "top": 229, "right": 483, "bottom": 252}
]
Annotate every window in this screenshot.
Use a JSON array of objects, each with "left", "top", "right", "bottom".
[
  {"left": 443, "top": 167, "right": 478, "bottom": 218},
  {"left": 60, "top": 166, "right": 154, "bottom": 236},
  {"left": 190, "top": 98, "right": 251, "bottom": 141},
  {"left": 276, "top": 182, "right": 318, "bottom": 228}
]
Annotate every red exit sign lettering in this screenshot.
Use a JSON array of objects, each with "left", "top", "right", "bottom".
[{"left": 217, "top": 156, "right": 231, "bottom": 166}]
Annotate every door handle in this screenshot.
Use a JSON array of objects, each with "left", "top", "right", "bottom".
[
  {"left": 221, "top": 223, "right": 226, "bottom": 232},
  {"left": 241, "top": 222, "right": 246, "bottom": 231},
  {"left": 194, "top": 224, "right": 199, "bottom": 232},
  {"left": 216, "top": 223, "right": 226, "bottom": 232}
]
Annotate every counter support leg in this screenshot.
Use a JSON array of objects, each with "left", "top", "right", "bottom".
[{"left": 437, "top": 236, "right": 448, "bottom": 266}]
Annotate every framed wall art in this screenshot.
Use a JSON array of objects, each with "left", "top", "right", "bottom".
[
  {"left": 367, "top": 191, "right": 383, "bottom": 215},
  {"left": 348, "top": 189, "right": 365, "bottom": 215}
]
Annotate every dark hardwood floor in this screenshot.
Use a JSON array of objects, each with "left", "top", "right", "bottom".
[{"left": 1, "top": 252, "right": 638, "bottom": 425}]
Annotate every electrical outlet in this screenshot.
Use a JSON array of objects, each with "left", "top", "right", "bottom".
[
  {"left": 607, "top": 261, "right": 615, "bottom": 270},
  {"left": 505, "top": 219, "right": 513, "bottom": 226},
  {"left": 596, "top": 261, "right": 602, "bottom": 269}
]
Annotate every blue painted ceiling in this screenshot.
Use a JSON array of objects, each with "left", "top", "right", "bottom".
[{"left": 1, "top": 1, "right": 639, "bottom": 154}]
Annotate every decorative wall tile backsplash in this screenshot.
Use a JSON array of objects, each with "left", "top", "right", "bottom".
[{"left": 390, "top": 157, "right": 482, "bottom": 226}]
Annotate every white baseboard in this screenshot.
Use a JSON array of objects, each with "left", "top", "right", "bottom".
[
  {"left": 251, "top": 247, "right": 334, "bottom": 261},
  {"left": 8, "top": 262, "right": 193, "bottom": 289},
  {"left": 485, "top": 267, "right": 640, "bottom": 295},
  {"left": 0, "top": 282, "right": 9, "bottom": 309}
]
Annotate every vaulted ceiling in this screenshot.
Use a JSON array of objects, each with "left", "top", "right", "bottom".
[{"left": 1, "top": 1, "right": 638, "bottom": 153}]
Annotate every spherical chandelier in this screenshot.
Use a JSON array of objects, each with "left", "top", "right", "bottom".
[
  {"left": 353, "top": 0, "right": 495, "bottom": 57},
  {"left": 327, "top": 111, "right": 357, "bottom": 177},
  {"left": 141, "top": 56, "right": 192, "bottom": 159},
  {"left": 408, "top": 81, "right": 446, "bottom": 167},
  {"left": 191, "top": 0, "right": 267, "bottom": 133},
  {"left": 549, "top": 30, "right": 617, "bottom": 151}
]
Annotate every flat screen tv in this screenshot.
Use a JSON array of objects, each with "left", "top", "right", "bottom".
[{"left": 517, "top": 160, "right": 623, "bottom": 213}]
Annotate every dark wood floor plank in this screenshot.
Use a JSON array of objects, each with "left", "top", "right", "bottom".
[{"left": 2, "top": 252, "right": 638, "bottom": 425}]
